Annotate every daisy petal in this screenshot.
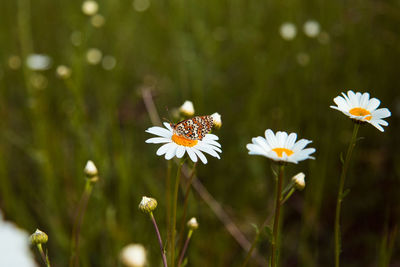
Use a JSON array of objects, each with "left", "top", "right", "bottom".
[
  {"left": 196, "top": 144, "right": 220, "bottom": 158},
  {"left": 366, "top": 98, "right": 380, "bottom": 111},
  {"left": 186, "top": 147, "right": 198, "bottom": 162},
  {"left": 156, "top": 143, "right": 174, "bottom": 156},
  {"left": 146, "top": 137, "right": 171, "bottom": 144},
  {"left": 204, "top": 134, "right": 219, "bottom": 141},
  {"left": 165, "top": 145, "right": 177, "bottom": 160},
  {"left": 193, "top": 149, "right": 208, "bottom": 164},
  {"left": 176, "top": 146, "right": 186, "bottom": 158},
  {"left": 146, "top": 126, "right": 172, "bottom": 138},
  {"left": 372, "top": 108, "right": 391, "bottom": 119}
]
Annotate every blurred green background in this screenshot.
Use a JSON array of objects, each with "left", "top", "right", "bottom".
[{"left": 1, "top": 0, "right": 399, "bottom": 266}]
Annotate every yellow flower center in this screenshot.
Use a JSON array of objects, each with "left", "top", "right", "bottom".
[
  {"left": 272, "top": 148, "right": 294, "bottom": 157},
  {"left": 171, "top": 134, "right": 198, "bottom": 147},
  {"left": 349, "top": 107, "right": 371, "bottom": 120}
]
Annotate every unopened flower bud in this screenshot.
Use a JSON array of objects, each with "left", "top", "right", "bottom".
[
  {"left": 120, "top": 244, "right": 147, "bottom": 267},
  {"left": 30, "top": 229, "right": 48, "bottom": 245},
  {"left": 292, "top": 172, "right": 305, "bottom": 190},
  {"left": 179, "top": 101, "right": 195, "bottom": 117},
  {"left": 187, "top": 217, "right": 199, "bottom": 230},
  {"left": 84, "top": 160, "right": 99, "bottom": 182},
  {"left": 138, "top": 196, "right": 157, "bottom": 214},
  {"left": 211, "top": 112, "right": 222, "bottom": 129}
]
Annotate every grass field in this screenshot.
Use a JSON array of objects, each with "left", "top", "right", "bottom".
[{"left": 0, "top": 0, "right": 399, "bottom": 266}]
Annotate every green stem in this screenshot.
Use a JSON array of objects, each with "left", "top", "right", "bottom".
[
  {"left": 334, "top": 123, "right": 360, "bottom": 267},
  {"left": 280, "top": 188, "right": 295, "bottom": 206},
  {"left": 178, "top": 230, "right": 193, "bottom": 267},
  {"left": 150, "top": 212, "right": 168, "bottom": 267},
  {"left": 271, "top": 165, "right": 285, "bottom": 267},
  {"left": 171, "top": 161, "right": 184, "bottom": 267},
  {"left": 37, "top": 244, "right": 51, "bottom": 267},
  {"left": 177, "top": 163, "right": 197, "bottom": 254},
  {"left": 69, "top": 179, "right": 95, "bottom": 267},
  {"left": 166, "top": 161, "right": 172, "bottom": 250},
  {"left": 241, "top": 232, "right": 260, "bottom": 267}
]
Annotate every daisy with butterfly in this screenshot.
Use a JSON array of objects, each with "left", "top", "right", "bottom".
[{"left": 146, "top": 114, "right": 222, "bottom": 164}]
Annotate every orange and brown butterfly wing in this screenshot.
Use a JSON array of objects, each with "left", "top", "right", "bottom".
[{"left": 173, "top": 115, "right": 213, "bottom": 140}]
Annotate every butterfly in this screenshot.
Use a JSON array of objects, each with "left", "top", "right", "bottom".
[{"left": 170, "top": 115, "right": 213, "bottom": 141}]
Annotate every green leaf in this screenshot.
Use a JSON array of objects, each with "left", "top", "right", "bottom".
[{"left": 339, "top": 153, "right": 344, "bottom": 164}]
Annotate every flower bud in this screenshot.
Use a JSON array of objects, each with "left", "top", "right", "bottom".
[
  {"left": 30, "top": 229, "right": 48, "bottom": 245},
  {"left": 120, "top": 244, "right": 147, "bottom": 267},
  {"left": 179, "top": 101, "right": 195, "bottom": 117},
  {"left": 187, "top": 217, "right": 199, "bottom": 230},
  {"left": 84, "top": 160, "right": 98, "bottom": 177},
  {"left": 292, "top": 172, "right": 305, "bottom": 190},
  {"left": 211, "top": 112, "right": 222, "bottom": 129},
  {"left": 138, "top": 196, "right": 157, "bottom": 214},
  {"left": 84, "top": 160, "right": 99, "bottom": 183}
]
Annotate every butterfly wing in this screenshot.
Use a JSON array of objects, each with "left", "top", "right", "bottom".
[{"left": 174, "top": 116, "right": 213, "bottom": 140}]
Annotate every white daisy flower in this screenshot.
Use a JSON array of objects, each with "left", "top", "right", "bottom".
[
  {"left": 0, "top": 211, "right": 37, "bottom": 267},
  {"left": 246, "top": 129, "right": 315, "bottom": 164},
  {"left": 330, "top": 90, "right": 391, "bottom": 132},
  {"left": 145, "top": 122, "right": 222, "bottom": 164}
]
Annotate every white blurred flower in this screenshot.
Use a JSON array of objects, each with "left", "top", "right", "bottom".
[
  {"left": 82, "top": 0, "right": 99, "bottom": 16},
  {"left": 292, "top": 172, "right": 305, "bottom": 190},
  {"left": 91, "top": 14, "right": 105, "bottom": 27},
  {"left": 121, "top": 244, "right": 146, "bottom": 267},
  {"left": 0, "top": 211, "right": 37, "bottom": 267},
  {"left": 303, "top": 20, "right": 320, "bottom": 38},
  {"left": 26, "top": 54, "right": 52, "bottom": 71},
  {"left": 133, "top": 0, "right": 150, "bottom": 12},
  {"left": 330, "top": 90, "right": 391, "bottom": 132},
  {"left": 102, "top": 56, "right": 116, "bottom": 70},
  {"left": 56, "top": 65, "right": 71, "bottom": 79},
  {"left": 179, "top": 101, "right": 195, "bottom": 117},
  {"left": 247, "top": 129, "right": 316, "bottom": 164},
  {"left": 86, "top": 48, "right": 102, "bottom": 65},
  {"left": 211, "top": 112, "right": 222, "bottom": 129},
  {"left": 279, "top": 22, "right": 297, "bottom": 41}
]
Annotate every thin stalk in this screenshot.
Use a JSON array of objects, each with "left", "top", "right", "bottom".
[
  {"left": 178, "top": 230, "right": 193, "bottom": 267},
  {"left": 69, "top": 179, "right": 94, "bottom": 267},
  {"left": 177, "top": 163, "right": 197, "bottom": 253},
  {"left": 150, "top": 212, "right": 168, "bottom": 267},
  {"left": 280, "top": 188, "right": 295, "bottom": 206},
  {"left": 166, "top": 161, "right": 172, "bottom": 249},
  {"left": 271, "top": 165, "right": 285, "bottom": 267},
  {"left": 37, "top": 244, "right": 51, "bottom": 267},
  {"left": 334, "top": 123, "right": 360, "bottom": 267},
  {"left": 171, "top": 161, "right": 184, "bottom": 267},
  {"left": 241, "top": 233, "right": 260, "bottom": 267}
]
